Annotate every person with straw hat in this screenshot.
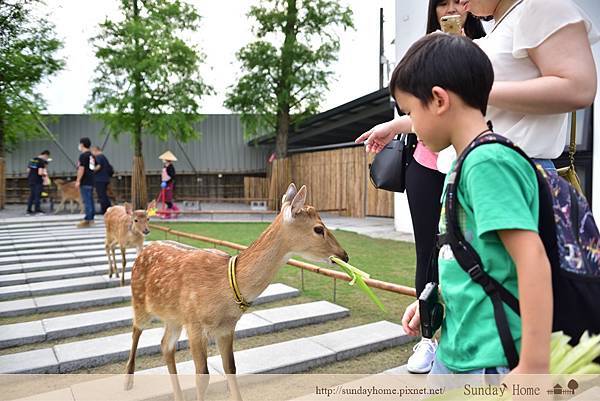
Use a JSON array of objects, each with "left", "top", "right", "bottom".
[{"left": 159, "top": 150, "right": 177, "bottom": 216}]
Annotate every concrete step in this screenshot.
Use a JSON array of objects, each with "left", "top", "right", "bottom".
[
  {"left": 0, "top": 286, "right": 309, "bottom": 373},
  {"left": 0, "top": 238, "right": 107, "bottom": 253},
  {"left": 0, "top": 281, "right": 298, "bottom": 318},
  {"left": 0, "top": 222, "right": 105, "bottom": 235},
  {"left": 0, "top": 242, "right": 142, "bottom": 258},
  {"left": 0, "top": 261, "right": 135, "bottom": 288},
  {"left": 0, "top": 233, "right": 106, "bottom": 247},
  {"left": 0, "top": 248, "right": 137, "bottom": 266},
  {"left": 0, "top": 254, "right": 136, "bottom": 276},
  {"left": 0, "top": 217, "right": 88, "bottom": 228},
  {"left": 0, "top": 300, "right": 345, "bottom": 349},
  {"left": 0, "top": 271, "right": 136, "bottom": 301},
  {"left": 0, "top": 229, "right": 106, "bottom": 242},
  {"left": 142, "top": 321, "right": 411, "bottom": 375}
]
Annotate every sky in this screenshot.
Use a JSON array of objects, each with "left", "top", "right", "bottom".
[{"left": 36, "top": 0, "right": 397, "bottom": 115}]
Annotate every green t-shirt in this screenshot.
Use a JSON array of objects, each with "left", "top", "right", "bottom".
[{"left": 437, "top": 143, "right": 539, "bottom": 372}]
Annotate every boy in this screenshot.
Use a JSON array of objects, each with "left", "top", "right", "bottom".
[
  {"left": 91, "top": 146, "right": 112, "bottom": 214},
  {"left": 394, "top": 34, "right": 553, "bottom": 375}
]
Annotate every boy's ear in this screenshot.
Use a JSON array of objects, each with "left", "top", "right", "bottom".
[{"left": 431, "top": 86, "right": 450, "bottom": 115}]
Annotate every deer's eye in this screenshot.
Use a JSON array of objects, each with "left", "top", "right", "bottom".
[
  {"left": 134, "top": 219, "right": 138, "bottom": 223},
  {"left": 314, "top": 226, "right": 324, "bottom": 236}
]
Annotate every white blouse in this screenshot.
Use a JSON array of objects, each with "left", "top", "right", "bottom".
[{"left": 476, "top": 0, "right": 599, "bottom": 159}]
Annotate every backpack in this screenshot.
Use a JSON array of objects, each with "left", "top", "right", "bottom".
[{"left": 437, "top": 133, "right": 600, "bottom": 370}]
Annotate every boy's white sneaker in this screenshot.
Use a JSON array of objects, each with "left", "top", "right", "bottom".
[{"left": 406, "top": 338, "right": 437, "bottom": 374}]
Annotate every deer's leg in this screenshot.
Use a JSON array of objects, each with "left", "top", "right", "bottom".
[
  {"left": 124, "top": 325, "right": 143, "bottom": 391},
  {"left": 111, "top": 245, "right": 118, "bottom": 279},
  {"left": 187, "top": 323, "right": 210, "bottom": 401},
  {"left": 120, "top": 246, "right": 127, "bottom": 286},
  {"left": 217, "top": 330, "right": 243, "bottom": 401},
  {"left": 160, "top": 323, "right": 184, "bottom": 400},
  {"left": 55, "top": 199, "right": 64, "bottom": 213},
  {"left": 105, "top": 241, "right": 113, "bottom": 278}
]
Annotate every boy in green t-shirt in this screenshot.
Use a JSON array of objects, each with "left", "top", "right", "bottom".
[{"left": 391, "top": 34, "right": 553, "bottom": 375}]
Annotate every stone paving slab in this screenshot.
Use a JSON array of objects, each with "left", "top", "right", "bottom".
[
  {"left": 0, "top": 284, "right": 302, "bottom": 348},
  {"left": 0, "top": 249, "right": 137, "bottom": 266},
  {"left": 0, "top": 348, "right": 59, "bottom": 374},
  {"left": 0, "top": 320, "right": 46, "bottom": 348},
  {"left": 0, "top": 224, "right": 105, "bottom": 236},
  {"left": 0, "top": 233, "right": 106, "bottom": 247},
  {"left": 3, "top": 295, "right": 322, "bottom": 374},
  {"left": 0, "top": 228, "right": 106, "bottom": 240},
  {"left": 142, "top": 321, "right": 407, "bottom": 377},
  {"left": 310, "top": 320, "right": 413, "bottom": 361},
  {"left": 0, "top": 254, "right": 136, "bottom": 275},
  {"left": 0, "top": 242, "right": 148, "bottom": 258},
  {"left": 0, "top": 261, "right": 135, "bottom": 288},
  {"left": 0, "top": 298, "right": 37, "bottom": 317},
  {"left": 0, "top": 238, "right": 106, "bottom": 253}
]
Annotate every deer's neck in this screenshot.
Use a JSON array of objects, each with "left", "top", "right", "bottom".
[{"left": 235, "top": 216, "right": 292, "bottom": 301}]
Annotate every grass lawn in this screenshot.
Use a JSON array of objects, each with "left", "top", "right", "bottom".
[{"left": 147, "top": 222, "right": 417, "bottom": 334}]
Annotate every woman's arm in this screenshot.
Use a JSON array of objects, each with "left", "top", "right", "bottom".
[
  {"left": 489, "top": 22, "right": 597, "bottom": 114},
  {"left": 355, "top": 115, "right": 413, "bottom": 153}
]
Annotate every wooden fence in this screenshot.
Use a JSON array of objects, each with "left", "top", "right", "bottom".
[{"left": 264, "top": 147, "right": 393, "bottom": 218}]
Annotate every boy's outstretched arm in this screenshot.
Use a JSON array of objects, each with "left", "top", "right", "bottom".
[{"left": 498, "top": 229, "right": 553, "bottom": 373}]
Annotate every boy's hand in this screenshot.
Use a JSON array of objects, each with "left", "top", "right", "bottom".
[
  {"left": 355, "top": 119, "right": 406, "bottom": 153},
  {"left": 402, "top": 300, "right": 421, "bottom": 336}
]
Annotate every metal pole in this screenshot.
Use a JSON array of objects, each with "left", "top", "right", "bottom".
[
  {"left": 379, "top": 7, "right": 384, "bottom": 89},
  {"left": 333, "top": 277, "right": 337, "bottom": 303},
  {"left": 301, "top": 268, "right": 305, "bottom": 291}
]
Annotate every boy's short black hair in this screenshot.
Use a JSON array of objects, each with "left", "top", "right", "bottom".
[
  {"left": 389, "top": 33, "right": 494, "bottom": 115},
  {"left": 79, "top": 137, "right": 91, "bottom": 148},
  {"left": 40, "top": 150, "right": 50, "bottom": 156}
]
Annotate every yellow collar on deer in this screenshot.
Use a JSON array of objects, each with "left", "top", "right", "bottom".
[{"left": 228, "top": 255, "right": 251, "bottom": 311}]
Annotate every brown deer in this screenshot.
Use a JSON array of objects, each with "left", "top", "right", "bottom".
[
  {"left": 104, "top": 201, "right": 156, "bottom": 286},
  {"left": 124, "top": 183, "right": 348, "bottom": 401},
  {"left": 53, "top": 178, "right": 84, "bottom": 213}
]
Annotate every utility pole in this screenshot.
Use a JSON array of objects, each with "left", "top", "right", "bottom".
[{"left": 379, "top": 7, "right": 384, "bottom": 89}]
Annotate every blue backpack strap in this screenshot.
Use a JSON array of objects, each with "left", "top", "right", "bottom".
[{"left": 441, "top": 132, "right": 550, "bottom": 370}]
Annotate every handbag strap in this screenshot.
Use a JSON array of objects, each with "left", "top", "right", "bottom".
[{"left": 568, "top": 111, "right": 577, "bottom": 169}]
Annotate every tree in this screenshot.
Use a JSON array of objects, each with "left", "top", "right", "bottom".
[
  {"left": 0, "top": 0, "right": 64, "bottom": 209},
  {"left": 88, "top": 0, "right": 212, "bottom": 209},
  {"left": 225, "top": 0, "right": 353, "bottom": 158}
]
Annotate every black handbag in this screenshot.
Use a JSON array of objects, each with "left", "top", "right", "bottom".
[{"left": 368, "top": 133, "right": 418, "bottom": 193}]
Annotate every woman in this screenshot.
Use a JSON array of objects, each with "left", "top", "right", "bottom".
[
  {"left": 159, "top": 151, "right": 177, "bottom": 216},
  {"left": 358, "top": 0, "right": 598, "bottom": 375},
  {"left": 363, "top": 0, "right": 485, "bottom": 375}
]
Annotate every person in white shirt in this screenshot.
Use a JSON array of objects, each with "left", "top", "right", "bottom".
[{"left": 358, "top": 0, "right": 598, "bottom": 169}]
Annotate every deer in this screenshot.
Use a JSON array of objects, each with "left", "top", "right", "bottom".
[
  {"left": 124, "top": 183, "right": 349, "bottom": 401},
  {"left": 53, "top": 178, "right": 84, "bottom": 213},
  {"left": 104, "top": 201, "right": 156, "bottom": 286}
]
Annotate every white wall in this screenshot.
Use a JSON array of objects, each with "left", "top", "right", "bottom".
[
  {"left": 393, "top": 0, "right": 600, "bottom": 231},
  {"left": 393, "top": 0, "right": 428, "bottom": 233}
]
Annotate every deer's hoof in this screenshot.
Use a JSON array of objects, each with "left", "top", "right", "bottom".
[{"left": 124, "top": 375, "right": 134, "bottom": 391}]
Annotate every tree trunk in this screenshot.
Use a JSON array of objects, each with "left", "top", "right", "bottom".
[
  {"left": 274, "top": 0, "right": 298, "bottom": 159},
  {"left": 130, "top": 0, "right": 147, "bottom": 210},
  {"left": 0, "top": 105, "right": 5, "bottom": 210},
  {"left": 275, "top": 109, "right": 290, "bottom": 159}
]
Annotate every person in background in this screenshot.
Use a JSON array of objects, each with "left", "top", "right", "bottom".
[
  {"left": 91, "top": 146, "right": 113, "bottom": 214},
  {"left": 159, "top": 150, "right": 177, "bottom": 213},
  {"left": 359, "top": 0, "right": 486, "bottom": 374},
  {"left": 76, "top": 137, "right": 96, "bottom": 228},
  {"left": 26, "top": 150, "right": 51, "bottom": 215}
]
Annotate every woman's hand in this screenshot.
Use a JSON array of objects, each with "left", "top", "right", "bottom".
[
  {"left": 402, "top": 300, "right": 421, "bottom": 337},
  {"left": 355, "top": 116, "right": 412, "bottom": 153}
]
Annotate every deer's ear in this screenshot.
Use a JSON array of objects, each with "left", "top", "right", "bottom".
[
  {"left": 281, "top": 183, "right": 297, "bottom": 206},
  {"left": 124, "top": 202, "right": 133, "bottom": 215},
  {"left": 290, "top": 185, "right": 307, "bottom": 215}
]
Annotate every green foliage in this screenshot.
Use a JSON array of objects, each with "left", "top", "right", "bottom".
[
  {"left": 224, "top": 0, "right": 354, "bottom": 142},
  {"left": 87, "top": 0, "right": 213, "bottom": 146},
  {"left": 0, "top": 0, "right": 64, "bottom": 154}
]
